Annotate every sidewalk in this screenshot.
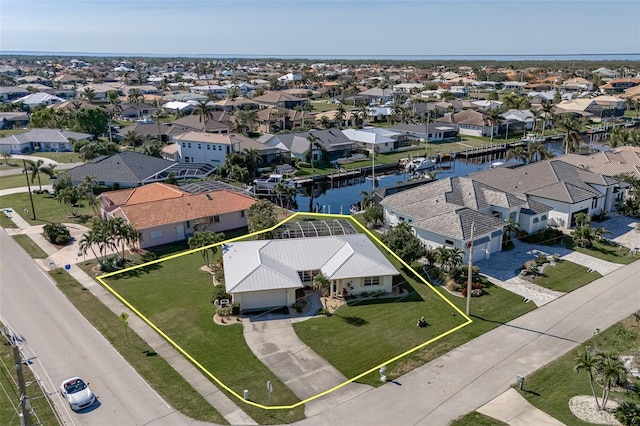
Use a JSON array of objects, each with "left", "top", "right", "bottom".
[{"left": 2, "top": 207, "right": 256, "bottom": 426}]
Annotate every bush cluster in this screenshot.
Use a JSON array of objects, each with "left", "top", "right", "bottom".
[{"left": 43, "top": 223, "right": 71, "bottom": 245}]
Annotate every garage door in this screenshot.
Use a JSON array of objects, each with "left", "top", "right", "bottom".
[{"left": 240, "top": 290, "right": 288, "bottom": 312}]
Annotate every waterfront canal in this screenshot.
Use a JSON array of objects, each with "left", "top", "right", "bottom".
[{"left": 291, "top": 141, "right": 570, "bottom": 214}]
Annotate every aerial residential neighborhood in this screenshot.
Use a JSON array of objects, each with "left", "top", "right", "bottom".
[{"left": 1, "top": 2, "right": 640, "bottom": 425}]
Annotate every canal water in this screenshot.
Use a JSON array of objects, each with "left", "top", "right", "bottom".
[{"left": 291, "top": 141, "right": 571, "bottom": 214}]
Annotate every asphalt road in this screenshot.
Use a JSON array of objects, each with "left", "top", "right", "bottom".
[{"left": 0, "top": 229, "right": 197, "bottom": 426}]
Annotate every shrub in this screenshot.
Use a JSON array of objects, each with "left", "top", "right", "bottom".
[
  {"left": 231, "top": 303, "right": 240, "bottom": 315},
  {"left": 460, "top": 282, "right": 484, "bottom": 297},
  {"left": 217, "top": 306, "right": 232, "bottom": 317},
  {"left": 43, "top": 223, "right": 71, "bottom": 245},
  {"left": 212, "top": 285, "right": 231, "bottom": 302}
]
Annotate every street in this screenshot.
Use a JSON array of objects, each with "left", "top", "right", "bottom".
[{"left": 0, "top": 229, "right": 199, "bottom": 426}]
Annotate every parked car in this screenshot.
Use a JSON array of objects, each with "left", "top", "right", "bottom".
[{"left": 60, "top": 377, "right": 96, "bottom": 411}]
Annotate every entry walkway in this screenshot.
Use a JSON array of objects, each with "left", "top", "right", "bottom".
[{"left": 478, "top": 389, "right": 564, "bottom": 425}]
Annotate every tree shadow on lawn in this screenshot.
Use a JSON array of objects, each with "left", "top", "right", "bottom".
[{"left": 334, "top": 314, "right": 369, "bottom": 327}]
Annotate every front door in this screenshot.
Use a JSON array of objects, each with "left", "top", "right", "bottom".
[{"left": 176, "top": 225, "right": 185, "bottom": 240}]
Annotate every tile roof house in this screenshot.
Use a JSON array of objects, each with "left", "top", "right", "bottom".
[
  {"left": 381, "top": 176, "right": 532, "bottom": 263},
  {"left": 558, "top": 147, "right": 640, "bottom": 180},
  {"left": 223, "top": 234, "right": 399, "bottom": 312},
  {"left": 66, "top": 150, "right": 176, "bottom": 188},
  {"left": 252, "top": 91, "right": 308, "bottom": 109},
  {"left": 435, "top": 110, "right": 494, "bottom": 138},
  {"left": 470, "top": 159, "right": 626, "bottom": 228},
  {"left": 0, "top": 128, "right": 91, "bottom": 154},
  {"left": 99, "top": 182, "right": 257, "bottom": 249},
  {"left": 170, "top": 114, "right": 231, "bottom": 134}
]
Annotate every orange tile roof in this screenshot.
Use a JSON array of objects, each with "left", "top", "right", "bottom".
[
  {"left": 117, "top": 190, "right": 257, "bottom": 229},
  {"left": 99, "top": 183, "right": 185, "bottom": 207}
]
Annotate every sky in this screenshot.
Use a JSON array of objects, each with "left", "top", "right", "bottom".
[{"left": 1, "top": 0, "right": 639, "bottom": 57}]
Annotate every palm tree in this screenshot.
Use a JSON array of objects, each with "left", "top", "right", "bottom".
[
  {"left": 123, "top": 131, "right": 146, "bottom": 151},
  {"left": 79, "top": 230, "right": 100, "bottom": 262},
  {"left": 575, "top": 349, "right": 601, "bottom": 410},
  {"left": 607, "top": 126, "right": 631, "bottom": 149},
  {"left": 319, "top": 115, "right": 331, "bottom": 129},
  {"left": 526, "top": 141, "right": 550, "bottom": 163},
  {"left": 333, "top": 104, "right": 347, "bottom": 127},
  {"left": 82, "top": 87, "right": 96, "bottom": 103},
  {"left": 26, "top": 159, "right": 44, "bottom": 190},
  {"left": 574, "top": 212, "right": 591, "bottom": 228},
  {"left": 505, "top": 146, "right": 525, "bottom": 164},
  {"left": 449, "top": 247, "right": 464, "bottom": 271},
  {"left": 595, "top": 352, "right": 627, "bottom": 410},
  {"left": 557, "top": 116, "right": 583, "bottom": 155},
  {"left": 488, "top": 109, "right": 502, "bottom": 141},
  {"left": 242, "top": 148, "right": 262, "bottom": 179},
  {"left": 39, "top": 163, "right": 57, "bottom": 179},
  {"left": 57, "top": 186, "right": 82, "bottom": 217},
  {"left": 1, "top": 151, "right": 11, "bottom": 164},
  {"left": 572, "top": 225, "right": 595, "bottom": 248},
  {"left": 503, "top": 218, "right": 520, "bottom": 247},
  {"left": 193, "top": 100, "right": 214, "bottom": 132},
  {"left": 127, "top": 88, "right": 143, "bottom": 119},
  {"left": 188, "top": 231, "right": 224, "bottom": 269},
  {"left": 313, "top": 273, "right": 331, "bottom": 308},
  {"left": 272, "top": 181, "right": 288, "bottom": 207},
  {"left": 359, "top": 188, "right": 376, "bottom": 209},
  {"left": 434, "top": 246, "right": 452, "bottom": 273},
  {"left": 306, "top": 134, "right": 321, "bottom": 173}
]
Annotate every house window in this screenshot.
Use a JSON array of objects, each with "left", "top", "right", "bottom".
[
  {"left": 541, "top": 215, "right": 547, "bottom": 221},
  {"left": 218, "top": 145, "right": 222, "bottom": 151},
  {"left": 182, "top": 142, "right": 186, "bottom": 147},
  {"left": 187, "top": 143, "right": 191, "bottom": 148},
  {"left": 240, "top": 210, "right": 245, "bottom": 218},
  {"left": 150, "top": 230, "right": 163, "bottom": 239},
  {"left": 445, "top": 239, "right": 454, "bottom": 245},
  {"left": 214, "top": 215, "right": 220, "bottom": 223},
  {"left": 198, "top": 144, "right": 201, "bottom": 149},
  {"left": 185, "top": 157, "right": 190, "bottom": 163},
  {"left": 592, "top": 198, "right": 598, "bottom": 209},
  {"left": 363, "top": 276, "right": 380, "bottom": 286},
  {"left": 207, "top": 145, "right": 210, "bottom": 150},
  {"left": 533, "top": 217, "right": 539, "bottom": 223},
  {"left": 186, "top": 221, "right": 191, "bottom": 228}
]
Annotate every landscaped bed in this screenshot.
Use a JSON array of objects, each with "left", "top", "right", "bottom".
[{"left": 563, "top": 236, "right": 637, "bottom": 265}]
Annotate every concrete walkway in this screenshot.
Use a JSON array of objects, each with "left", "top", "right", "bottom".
[
  {"left": 0, "top": 184, "right": 54, "bottom": 196},
  {"left": 478, "top": 388, "right": 564, "bottom": 425},
  {"left": 560, "top": 251, "right": 622, "bottom": 275},
  {"left": 243, "top": 317, "right": 371, "bottom": 417}
]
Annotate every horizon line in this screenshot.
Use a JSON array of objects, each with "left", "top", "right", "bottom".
[{"left": 2, "top": 51, "right": 639, "bottom": 60}]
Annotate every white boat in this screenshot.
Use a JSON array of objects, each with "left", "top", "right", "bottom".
[
  {"left": 407, "top": 157, "right": 436, "bottom": 172},
  {"left": 252, "top": 174, "right": 295, "bottom": 191},
  {"left": 490, "top": 161, "right": 505, "bottom": 168}
]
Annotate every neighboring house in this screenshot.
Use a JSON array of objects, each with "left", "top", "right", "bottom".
[
  {"left": 162, "top": 101, "right": 195, "bottom": 114},
  {"left": 119, "top": 102, "right": 158, "bottom": 119},
  {"left": 0, "top": 112, "right": 29, "bottom": 129},
  {"left": 342, "top": 127, "right": 407, "bottom": 154},
  {"left": 99, "top": 182, "right": 256, "bottom": 249},
  {"left": 599, "top": 78, "right": 640, "bottom": 94},
  {"left": 173, "top": 132, "right": 280, "bottom": 165},
  {"left": 255, "top": 107, "right": 314, "bottom": 133},
  {"left": 0, "top": 86, "right": 30, "bottom": 102},
  {"left": 555, "top": 96, "right": 624, "bottom": 119},
  {"left": 252, "top": 91, "right": 308, "bottom": 109},
  {"left": 436, "top": 110, "right": 494, "bottom": 137},
  {"left": 561, "top": 77, "right": 594, "bottom": 92},
  {"left": 500, "top": 109, "right": 535, "bottom": 132},
  {"left": 0, "top": 128, "right": 91, "bottom": 154},
  {"left": 558, "top": 147, "right": 640, "bottom": 180},
  {"left": 223, "top": 234, "right": 399, "bottom": 312},
  {"left": 258, "top": 128, "right": 356, "bottom": 162},
  {"left": 13, "top": 92, "right": 65, "bottom": 109},
  {"left": 170, "top": 114, "right": 230, "bottom": 134},
  {"left": 381, "top": 176, "right": 529, "bottom": 264},
  {"left": 213, "top": 97, "right": 259, "bottom": 112},
  {"left": 387, "top": 123, "right": 458, "bottom": 143},
  {"left": 66, "top": 150, "right": 177, "bottom": 187},
  {"left": 470, "top": 159, "right": 626, "bottom": 228}
]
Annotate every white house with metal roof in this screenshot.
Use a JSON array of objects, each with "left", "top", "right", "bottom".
[{"left": 223, "top": 234, "right": 399, "bottom": 312}]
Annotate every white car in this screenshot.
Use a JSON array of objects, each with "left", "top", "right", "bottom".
[{"left": 60, "top": 377, "right": 96, "bottom": 411}]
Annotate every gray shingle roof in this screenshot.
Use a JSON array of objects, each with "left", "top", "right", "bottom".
[
  {"left": 68, "top": 151, "right": 175, "bottom": 184},
  {"left": 0, "top": 128, "right": 92, "bottom": 145}
]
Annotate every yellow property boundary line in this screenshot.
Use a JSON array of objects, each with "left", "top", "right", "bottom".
[{"left": 96, "top": 212, "right": 472, "bottom": 410}]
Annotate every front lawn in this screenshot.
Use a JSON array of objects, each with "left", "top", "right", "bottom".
[
  {"left": 0, "top": 212, "right": 16, "bottom": 228},
  {"left": 0, "top": 192, "right": 94, "bottom": 225},
  {"left": 0, "top": 173, "right": 52, "bottom": 190},
  {"left": 27, "top": 151, "right": 83, "bottom": 163},
  {"left": 293, "top": 255, "right": 535, "bottom": 386},
  {"left": 450, "top": 412, "right": 508, "bottom": 426},
  {"left": 515, "top": 313, "right": 640, "bottom": 425},
  {"left": 563, "top": 235, "right": 637, "bottom": 265},
  {"left": 526, "top": 260, "right": 602, "bottom": 293},
  {"left": 101, "top": 247, "right": 304, "bottom": 425}
]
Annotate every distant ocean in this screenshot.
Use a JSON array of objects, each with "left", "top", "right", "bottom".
[{"left": 2, "top": 51, "right": 640, "bottom": 61}]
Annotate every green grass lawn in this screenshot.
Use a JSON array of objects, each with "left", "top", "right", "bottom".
[
  {"left": 12, "top": 234, "right": 49, "bottom": 259},
  {"left": 0, "top": 322, "right": 59, "bottom": 426},
  {"left": 515, "top": 313, "right": 640, "bottom": 425},
  {"left": 450, "top": 411, "right": 508, "bottom": 426},
  {"left": 563, "top": 236, "right": 637, "bottom": 265},
  {"left": 102, "top": 248, "right": 304, "bottom": 425},
  {"left": 49, "top": 269, "right": 229, "bottom": 425},
  {"left": 0, "top": 192, "right": 95, "bottom": 226},
  {"left": 0, "top": 173, "right": 53, "bottom": 190},
  {"left": 527, "top": 260, "right": 602, "bottom": 293},
  {"left": 26, "top": 151, "right": 83, "bottom": 163},
  {"left": 0, "top": 212, "right": 17, "bottom": 228}
]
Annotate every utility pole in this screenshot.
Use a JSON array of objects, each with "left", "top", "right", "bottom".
[
  {"left": 13, "top": 346, "right": 33, "bottom": 426},
  {"left": 22, "top": 159, "right": 36, "bottom": 220},
  {"left": 465, "top": 221, "right": 475, "bottom": 316}
]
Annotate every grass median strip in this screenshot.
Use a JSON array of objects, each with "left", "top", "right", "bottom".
[
  {"left": 48, "top": 268, "right": 229, "bottom": 425},
  {"left": 12, "top": 234, "right": 49, "bottom": 259}
]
